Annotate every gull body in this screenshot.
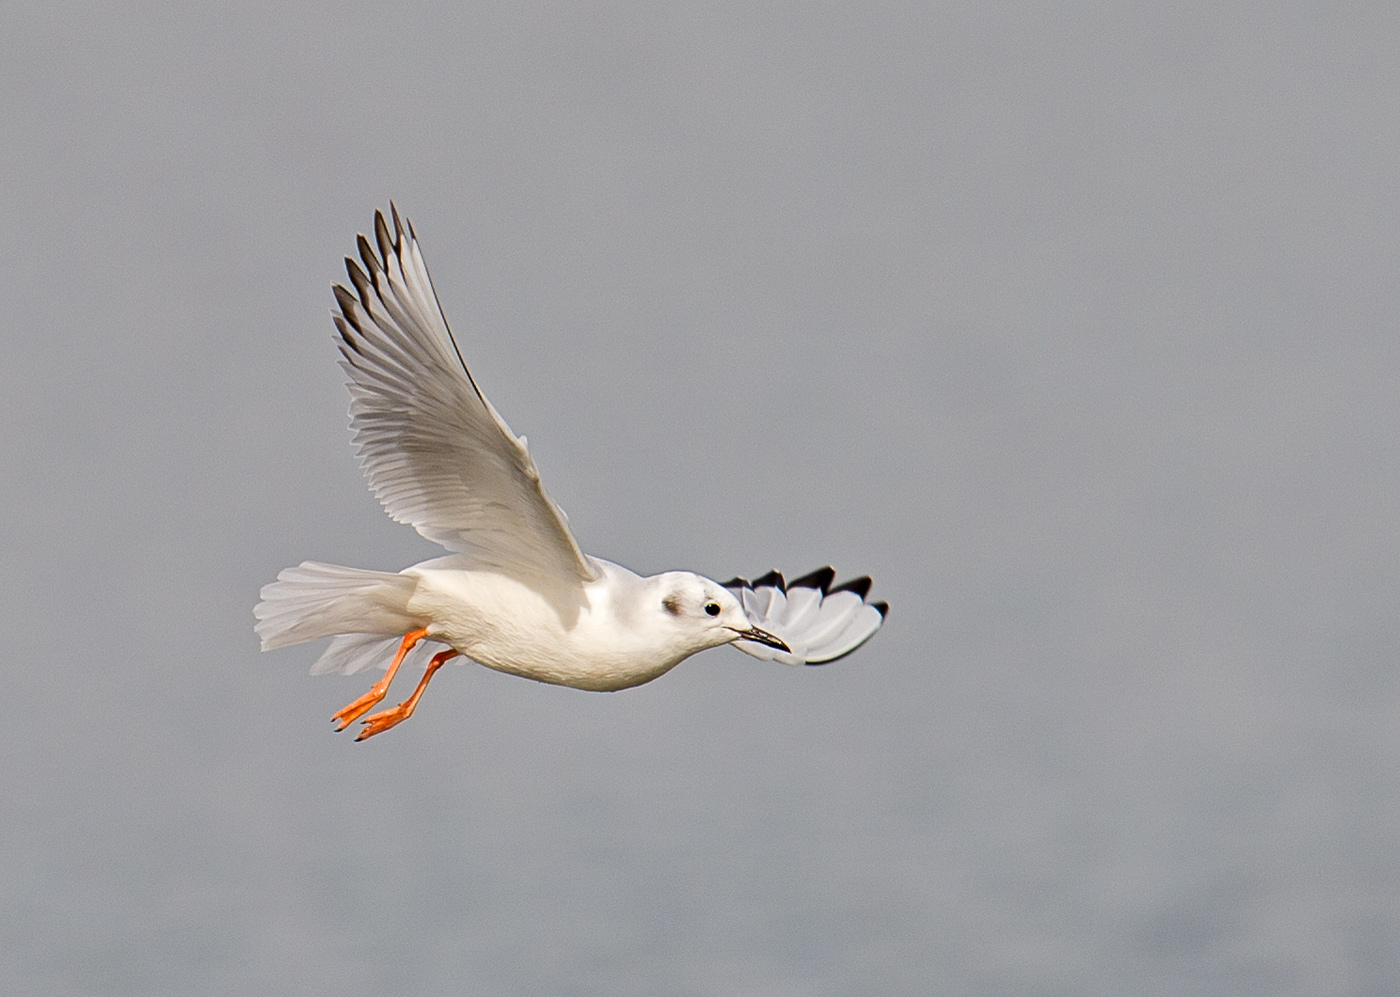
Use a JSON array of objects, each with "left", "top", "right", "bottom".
[
  {"left": 255, "top": 205, "right": 886, "bottom": 738},
  {"left": 404, "top": 558, "right": 753, "bottom": 692}
]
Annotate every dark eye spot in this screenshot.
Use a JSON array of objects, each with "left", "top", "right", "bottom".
[
  {"left": 663, "top": 594, "right": 683, "bottom": 616},
  {"left": 704, "top": 602, "right": 721, "bottom": 617}
]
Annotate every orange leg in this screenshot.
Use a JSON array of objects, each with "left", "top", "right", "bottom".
[
  {"left": 355, "top": 648, "right": 460, "bottom": 741},
  {"left": 331, "top": 628, "right": 429, "bottom": 731}
]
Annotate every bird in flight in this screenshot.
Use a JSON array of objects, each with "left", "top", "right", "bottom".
[{"left": 255, "top": 206, "right": 886, "bottom": 740}]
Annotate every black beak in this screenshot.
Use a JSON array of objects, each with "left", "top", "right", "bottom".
[{"left": 731, "top": 626, "right": 791, "bottom": 652}]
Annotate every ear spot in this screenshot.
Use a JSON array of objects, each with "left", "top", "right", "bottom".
[{"left": 663, "top": 594, "right": 683, "bottom": 616}]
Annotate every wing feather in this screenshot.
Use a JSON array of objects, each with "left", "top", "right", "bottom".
[
  {"left": 725, "top": 568, "right": 887, "bottom": 665},
  {"left": 331, "top": 206, "right": 597, "bottom": 587}
]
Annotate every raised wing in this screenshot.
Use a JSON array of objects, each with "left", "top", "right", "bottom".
[
  {"left": 724, "top": 567, "right": 887, "bottom": 665},
  {"left": 331, "top": 205, "right": 597, "bottom": 587}
]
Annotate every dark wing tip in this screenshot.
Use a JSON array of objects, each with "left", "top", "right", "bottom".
[
  {"left": 788, "top": 566, "right": 836, "bottom": 593},
  {"left": 374, "top": 209, "right": 394, "bottom": 263},
  {"left": 752, "top": 570, "right": 786, "bottom": 593},
  {"left": 871, "top": 600, "right": 889, "bottom": 618},
  {"left": 331, "top": 312, "right": 355, "bottom": 342},
  {"left": 356, "top": 234, "right": 384, "bottom": 280},
  {"left": 720, "top": 577, "right": 751, "bottom": 590},
  {"left": 331, "top": 283, "right": 359, "bottom": 323},
  {"left": 830, "top": 575, "right": 873, "bottom": 600},
  {"left": 344, "top": 256, "right": 373, "bottom": 304},
  {"left": 382, "top": 199, "right": 420, "bottom": 242}
]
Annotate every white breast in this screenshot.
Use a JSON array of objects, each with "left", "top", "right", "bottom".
[{"left": 402, "top": 561, "right": 690, "bottom": 691}]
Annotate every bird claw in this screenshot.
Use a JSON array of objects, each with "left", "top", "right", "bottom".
[
  {"left": 330, "top": 628, "right": 429, "bottom": 732},
  {"left": 331, "top": 689, "right": 388, "bottom": 730},
  {"left": 354, "top": 706, "right": 410, "bottom": 741}
]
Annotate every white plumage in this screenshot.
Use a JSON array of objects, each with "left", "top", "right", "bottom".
[{"left": 255, "top": 205, "right": 886, "bottom": 739}]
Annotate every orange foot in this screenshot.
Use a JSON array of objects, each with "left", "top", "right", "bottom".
[
  {"left": 355, "top": 648, "right": 459, "bottom": 741},
  {"left": 332, "top": 628, "right": 429, "bottom": 731}
]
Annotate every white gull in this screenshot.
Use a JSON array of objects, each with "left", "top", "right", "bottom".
[{"left": 255, "top": 206, "right": 886, "bottom": 740}]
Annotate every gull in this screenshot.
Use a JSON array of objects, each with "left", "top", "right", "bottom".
[{"left": 255, "top": 205, "right": 887, "bottom": 740}]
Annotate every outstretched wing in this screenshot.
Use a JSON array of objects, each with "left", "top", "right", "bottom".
[
  {"left": 331, "top": 205, "right": 597, "bottom": 587},
  {"left": 724, "top": 567, "right": 887, "bottom": 665}
]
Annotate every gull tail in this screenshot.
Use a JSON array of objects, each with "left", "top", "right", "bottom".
[{"left": 254, "top": 561, "right": 423, "bottom": 654}]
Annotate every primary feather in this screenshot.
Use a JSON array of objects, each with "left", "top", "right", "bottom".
[
  {"left": 724, "top": 569, "right": 888, "bottom": 665},
  {"left": 332, "top": 206, "right": 597, "bottom": 588}
]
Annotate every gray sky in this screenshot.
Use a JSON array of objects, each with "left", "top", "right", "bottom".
[{"left": 4, "top": 2, "right": 1399, "bottom": 994}]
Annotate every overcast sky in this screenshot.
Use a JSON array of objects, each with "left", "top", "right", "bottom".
[{"left": 4, "top": 3, "right": 1399, "bottom": 994}]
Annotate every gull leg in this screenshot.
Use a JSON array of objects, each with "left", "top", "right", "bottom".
[
  {"left": 356, "top": 648, "right": 460, "bottom": 741},
  {"left": 332, "top": 628, "right": 429, "bottom": 731}
]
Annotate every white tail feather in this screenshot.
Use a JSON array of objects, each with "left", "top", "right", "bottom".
[
  {"left": 309, "top": 632, "right": 447, "bottom": 676},
  {"left": 254, "top": 561, "right": 422, "bottom": 651}
]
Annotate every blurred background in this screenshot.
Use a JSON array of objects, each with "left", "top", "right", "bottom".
[{"left": 4, "top": 3, "right": 1398, "bottom": 994}]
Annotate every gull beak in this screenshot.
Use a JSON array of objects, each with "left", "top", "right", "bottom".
[{"left": 731, "top": 626, "right": 791, "bottom": 653}]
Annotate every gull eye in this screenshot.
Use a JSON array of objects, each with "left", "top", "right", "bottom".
[{"left": 704, "top": 602, "right": 721, "bottom": 617}]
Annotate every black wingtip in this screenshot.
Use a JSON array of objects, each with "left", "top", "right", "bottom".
[
  {"left": 384, "top": 200, "right": 416, "bottom": 244},
  {"left": 752, "top": 570, "right": 786, "bottom": 593},
  {"left": 331, "top": 283, "right": 359, "bottom": 323},
  {"left": 831, "top": 575, "right": 873, "bottom": 600},
  {"left": 720, "top": 577, "right": 751, "bottom": 590},
  {"left": 356, "top": 234, "right": 384, "bottom": 280},
  {"left": 788, "top": 566, "right": 836, "bottom": 594},
  {"left": 374, "top": 209, "right": 394, "bottom": 263},
  {"left": 344, "top": 256, "right": 373, "bottom": 305},
  {"left": 331, "top": 314, "right": 358, "bottom": 349},
  {"left": 871, "top": 601, "right": 889, "bottom": 618}
]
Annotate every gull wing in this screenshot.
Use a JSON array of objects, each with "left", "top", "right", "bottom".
[
  {"left": 724, "top": 567, "right": 887, "bottom": 666},
  {"left": 331, "top": 205, "right": 597, "bottom": 586}
]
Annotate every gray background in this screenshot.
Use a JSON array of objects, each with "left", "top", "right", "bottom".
[{"left": 4, "top": 2, "right": 1398, "bottom": 994}]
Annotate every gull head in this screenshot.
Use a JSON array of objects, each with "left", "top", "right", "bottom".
[{"left": 651, "top": 572, "right": 790, "bottom": 658}]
